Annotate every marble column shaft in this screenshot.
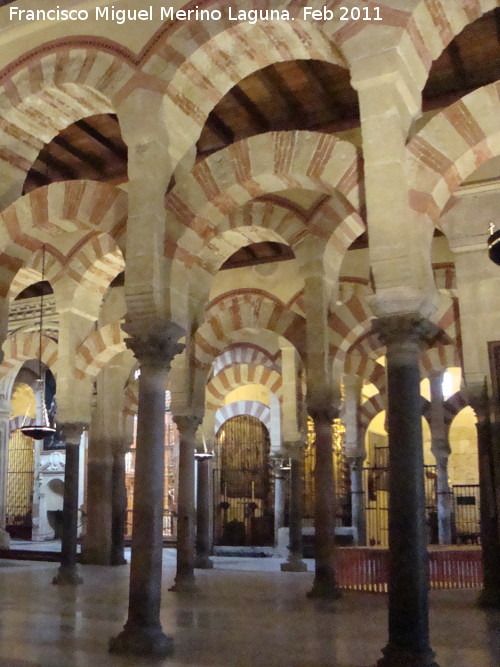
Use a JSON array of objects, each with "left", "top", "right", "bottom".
[
  {"left": 111, "top": 451, "right": 128, "bottom": 565},
  {"left": 349, "top": 456, "right": 367, "bottom": 546},
  {"left": 374, "top": 315, "right": 437, "bottom": 667},
  {"left": 194, "top": 453, "right": 214, "bottom": 569},
  {"left": 110, "top": 334, "right": 182, "bottom": 656},
  {"left": 53, "top": 423, "right": 85, "bottom": 586},
  {"left": 273, "top": 467, "right": 287, "bottom": 546},
  {"left": 308, "top": 407, "right": 341, "bottom": 599},
  {"left": 81, "top": 438, "right": 113, "bottom": 565},
  {"left": 171, "top": 414, "right": 200, "bottom": 591},
  {"left": 281, "top": 453, "right": 307, "bottom": 572},
  {"left": 470, "top": 383, "right": 500, "bottom": 608},
  {"left": 429, "top": 372, "right": 452, "bottom": 545}
]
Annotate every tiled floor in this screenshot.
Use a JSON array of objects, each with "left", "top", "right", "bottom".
[{"left": 0, "top": 546, "right": 499, "bottom": 667}]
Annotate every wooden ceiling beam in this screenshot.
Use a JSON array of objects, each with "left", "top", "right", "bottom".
[
  {"left": 206, "top": 113, "right": 234, "bottom": 143},
  {"left": 258, "top": 67, "right": 306, "bottom": 126},
  {"left": 35, "top": 151, "right": 78, "bottom": 179},
  {"left": 52, "top": 135, "right": 105, "bottom": 174},
  {"left": 230, "top": 86, "right": 270, "bottom": 132},
  {"left": 447, "top": 40, "right": 468, "bottom": 89},
  {"left": 76, "top": 118, "right": 127, "bottom": 161},
  {"left": 24, "top": 169, "right": 52, "bottom": 188}
]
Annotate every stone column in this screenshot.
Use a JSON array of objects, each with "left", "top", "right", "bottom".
[
  {"left": 348, "top": 455, "right": 366, "bottom": 546},
  {"left": 429, "top": 371, "right": 452, "bottom": 545},
  {"left": 194, "top": 452, "right": 214, "bottom": 569},
  {"left": 281, "top": 445, "right": 307, "bottom": 572},
  {"left": 273, "top": 464, "right": 287, "bottom": 546},
  {"left": 343, "top": 375, "right": 366, "bottom": 546},
  {"left": 468, "top": 382, "right": 500, "bottom": 609},
  {"left": 111, "top": 445, "right": 128, "bottom": 566},
  {"left": 307, "top": 403, "right": 341, "bottom": 600},
  {"left": 170, "top": 414, "right": 200, "bottom": 592},
  {"left": 53, "top": 422, "right": 85, "bottom": 586},
  {"left": 0, "top": 399, "right": 11, "bottom": 548},
  {"left": 110, "top": 333, "right": 182, "bottom": 657},
  {"left": 81, "top": 434, "right": 113, "bottom": 565},
  {"left": 374, "top": 314, "right": 438, "bottom": 667}
]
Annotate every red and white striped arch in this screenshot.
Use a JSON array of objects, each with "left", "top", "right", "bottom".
[
  {"left": 0, "top": 332, "right": 58, "bottom": 380},
  {"left": 213, "top": 344, "right": 280, "bottom": 376},
  {"left": 206, "top": 363, "right": 282, "bottom": 411},
  {"left": 215, "top": 400, "right": 271, "bottom": 434},
  {"left": 408, "top": 83, "right": 500, "bottom": 224},
  {"left": 359, "top": 392, "right": 387, "bottom": 437},
  {"left": 0, "top": 43, "right": 135, "bottom": 207},
  {"left": 166, "top": 131, "right": 360, "bottom": 236},
  {"left": 0, "top": 181, "right": 127, "bottom": 299},
  {"left": 0, "top": 180, "right": 128, "bottom": 252},
  {"left": 75, "top": 322, "right": 127, "bottom": 380},
  {"left": 195, "top": 290, "right": 305, "bottom": 368}
]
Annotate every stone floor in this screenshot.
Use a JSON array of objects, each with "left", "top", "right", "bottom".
[{"left": 0, "top": 545, "right": 499, "bottom": 667}]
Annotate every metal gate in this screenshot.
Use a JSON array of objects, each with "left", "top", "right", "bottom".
[
  {"left": 213, "top": 415, "right": 273, "bottom": 546},
  {"left": 364, "top": 459, "right": 438, "bottom": 547},
  {"left": 303, "top": 416, "right": 349, "bottom": 523},
  {"left": 453, "top": 484, "right": 481, "bottom": 544},
  {"left": 5, "top": 429, "right": 34, "bottom": 539}
]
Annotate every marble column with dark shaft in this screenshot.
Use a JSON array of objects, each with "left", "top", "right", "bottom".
[
  {"left": 429, "top": 371, "right": 452, "bottom": 545},
  {"left": 170, "top": 414, "right": 200, "bottom": 592},
  {"left": 469, "top": 382, "right": 500, "bottom": 609},
  {"left": 374, "top": 315, "right": 438, "bottom": 667},
  {"left": 348, "top": 455, "right": 367, "bottom": 546},
  {"left": 194, "top": 452, "right": 214, "bottom": 569},
  {"left": 110, "top": 334, "right": 183, "bottom": 657},
  {"left": 307, "top": 405, "right": 341, "bottom": 599},
  {"left": 281, "top": 449, "right": 307, "bottom": 572},
  {"left": 53, "top": 422, "right": 85, "bottom": 586},
  {"left": 111, "top": 447, "right": 128, "bottom": 565}
]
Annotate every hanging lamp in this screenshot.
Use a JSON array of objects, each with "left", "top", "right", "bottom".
[{"left": 20, "top": 244, "right": 56, "bottom": 440}]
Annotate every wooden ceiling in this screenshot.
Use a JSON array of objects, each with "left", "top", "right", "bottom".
[{"left": 19, "top": 8, "right": 500, "bottom": 267}]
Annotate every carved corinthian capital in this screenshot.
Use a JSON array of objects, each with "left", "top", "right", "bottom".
[
  {"left": 125, "top": 332, "right": 184, "bottom": 371},
  {"left": 372, "top": 314, "right": 441, "bottom": 352}
]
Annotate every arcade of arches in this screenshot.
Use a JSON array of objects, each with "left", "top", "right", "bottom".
[{"left": 0, "top": 2, "right": 499, "bottom": 666}]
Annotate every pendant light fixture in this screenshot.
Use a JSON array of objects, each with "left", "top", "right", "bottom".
[{"left": 20, "top": 244, "right": 56, "bottom": 440}]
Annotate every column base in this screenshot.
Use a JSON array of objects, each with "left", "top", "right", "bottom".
[
  {"left": 109, "top": 624, "right": 174, "bottom": 657},
  {"left": 377, "top": 643, "right": 438, "bottom": 667},
  {"left": 281, "top": 557, "right": 307, "bottom": 572},
  {"left": 194, "top": 555, "right": 214, "bottom": 569},
  {"left": 111, "top": 556, "right": 128, "bottom": 566},
  {"left": 307, "top": 578, "right": 342, "bottom": 600},
  {"left": 52, "top": 565, "right": 83, "bottom": 586},
  {"left": 168, "top": 576, "right": 198, "bottom": 594},
  {"left": 0, "top": 527, "right": 11, "bottom": 549},
  {"left": 477, "top": 587, "right": 500, "bottom": 609}
]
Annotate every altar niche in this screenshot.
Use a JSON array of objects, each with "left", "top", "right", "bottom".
[{"left": 214, "top": 415, "right": 274, "bottom": 547}]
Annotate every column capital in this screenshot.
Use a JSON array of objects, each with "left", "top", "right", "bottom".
[
  {"left": 308, "top": 403, "right": 338, "bottom": 424},
  {"left": 307, "top": 385, "right": 340, "bottom": 423},
  {"left": 173, "top": 414, "right": 201, "bottom": 436},
  {"left": 372, "top": 314, "right": 441, "bottom": 352},
  {"left": 125, "top": 331, "right": 184, "bottom": 371},
  {"left": 60, "top": 422, "right": 87, "bottom": 445},
  {"left": 346, "top": 455, "right": 365, "bottom": 471}
]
